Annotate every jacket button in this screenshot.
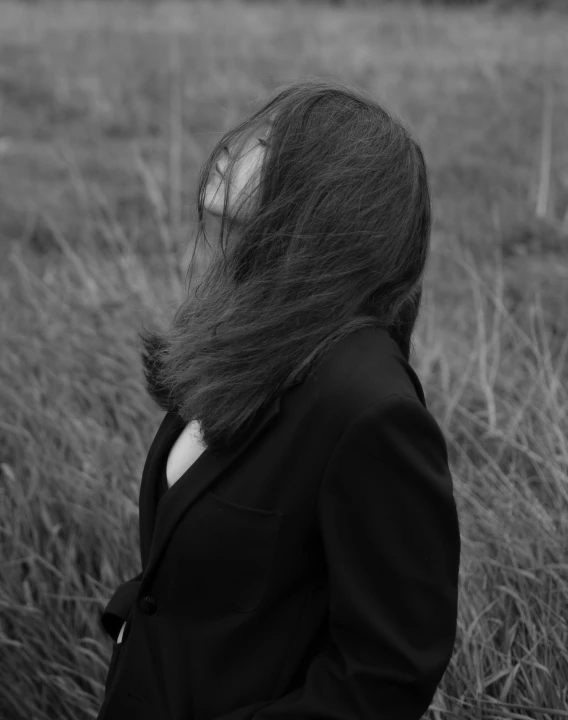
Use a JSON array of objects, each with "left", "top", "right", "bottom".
[{"left": 138, "top": 595, "right": 158, "bottom": 615}]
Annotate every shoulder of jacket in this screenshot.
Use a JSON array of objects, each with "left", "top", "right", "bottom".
[{"left": 312, "top": 327, "right": 427, "bottom": 424}]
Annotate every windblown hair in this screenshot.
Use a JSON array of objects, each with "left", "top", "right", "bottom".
[{"left": 139, "top": 77, "right": 432, "bottom": 455}]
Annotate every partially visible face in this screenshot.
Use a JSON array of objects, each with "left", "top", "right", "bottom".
[{"left": 204, "top": 120, "right": 272, "bottom": 224}]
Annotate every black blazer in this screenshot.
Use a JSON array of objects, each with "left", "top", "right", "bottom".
[{"left": 96, "top": 326, "right": 461, "bottom": 720}]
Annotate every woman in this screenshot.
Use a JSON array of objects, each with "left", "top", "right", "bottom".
[{"left": 97, "top": 77, "right": 461, "bottom": 720}]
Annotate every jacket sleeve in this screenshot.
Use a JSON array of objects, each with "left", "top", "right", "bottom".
[
  {"left": 251, "top": 393, "right": 461, "bottom": 720},
  {"left": 99, "top": 570, "right": 144, "bottom": 642}
]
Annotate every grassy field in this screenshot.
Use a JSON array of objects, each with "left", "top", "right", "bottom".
[{"left": 1, "top": 1, "right": 568, "bottom": 718}]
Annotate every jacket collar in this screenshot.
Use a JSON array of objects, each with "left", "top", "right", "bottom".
[{"left": 137, "top": 392, "right": 283, "bottom": 594}]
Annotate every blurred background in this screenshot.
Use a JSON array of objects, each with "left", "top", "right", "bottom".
[{"left": 1, "top": 1, "right": 567, "bottom": 718}]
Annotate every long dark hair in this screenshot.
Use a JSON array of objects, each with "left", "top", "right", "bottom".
[{"left": 139, "top": 77, "right": 431, "bottom": 455}]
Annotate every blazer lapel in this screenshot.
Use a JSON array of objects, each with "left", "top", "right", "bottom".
[{"left": 137, "top": 394, "right": 283, "bottom": 594}]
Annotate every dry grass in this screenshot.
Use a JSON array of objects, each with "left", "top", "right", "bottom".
[{"left": 1, "top": 1, "right": 568, "bottom": 718}]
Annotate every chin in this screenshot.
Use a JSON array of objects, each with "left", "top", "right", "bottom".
[{"left": 203, "top": 189, "right": 225, "bottom": 218}]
